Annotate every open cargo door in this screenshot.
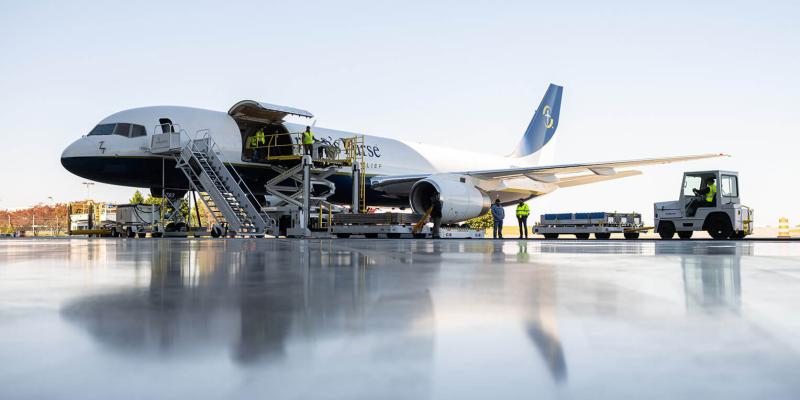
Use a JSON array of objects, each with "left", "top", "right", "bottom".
[
  {"left": 228, "top": 101, "right": 314, "bottom": 163},
  {"left": 228, "top": 100, "right": 313, "bottom": 123}
]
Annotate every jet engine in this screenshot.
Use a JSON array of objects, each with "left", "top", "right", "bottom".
[{"left": 409, "top": 174, "right": 491, "bottom": 223}]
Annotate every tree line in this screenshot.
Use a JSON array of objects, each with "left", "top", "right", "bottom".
[{"left": 0, "top": 190, "right": 214, "bottom": 235}]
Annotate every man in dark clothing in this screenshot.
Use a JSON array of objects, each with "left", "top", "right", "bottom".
[
  {"left": 490, "top": 199, "right": 505, "bottom": 239},
  {"left": 430, "top": 193, "right": 443, "bottom": 238}
]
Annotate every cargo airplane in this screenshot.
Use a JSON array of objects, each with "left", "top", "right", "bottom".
[{"left": 61, "top": 84, "right": 721, "bottom": 223}]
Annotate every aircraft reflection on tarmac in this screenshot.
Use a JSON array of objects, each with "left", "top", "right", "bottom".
[
  {"left": 59, "top": 240, "right": 573, "bottom": 386},
  {"left": 57, "top": 239, "right": 750, "bottom": 390},
  {"left": 61, "top": 240, "right": 436, "bottom": 361}
]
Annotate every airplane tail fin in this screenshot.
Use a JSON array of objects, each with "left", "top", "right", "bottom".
[{"left": 510, "top": 83, "right": 563, "bottom": 158}]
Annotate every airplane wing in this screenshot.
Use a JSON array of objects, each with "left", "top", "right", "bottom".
[
  {"left": 464, "top": 153, "right": 726, "bottom": 180},
  {"left": 370, "top": 153, "right": 727, "bottom": 193}
]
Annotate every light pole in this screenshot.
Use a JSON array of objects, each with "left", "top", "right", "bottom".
[
  {"left": 82, "top": 182, "right": 95, "bottom": 200},
  {"left": 47, "top": 197, "right": 54, "bottom": 235},
  {"left": 1, "top": 198, "right": 8, "bottom": 233},
  {"left": 0, "top": 199, "right": 6, "bottom": 234}
]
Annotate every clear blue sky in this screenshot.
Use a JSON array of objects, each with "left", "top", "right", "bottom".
[{"left": 1, "top": 1, "right": 798, "bottom": 224}]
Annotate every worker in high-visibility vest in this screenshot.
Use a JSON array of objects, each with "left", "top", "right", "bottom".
[
  {"left": 249, "top": 128, "right": 267, "bottom": 162},
  {"left": 688, "top": 177, "right": 717, "bottom": 217},
  {"left": 245, "top": 135, "right": 257, "bottom": 161},
  {"left": 516, "top": 199, "right": 530, "bottom": 239},
  {"left": 255, "top": 128, "right": 266, "bottom": 146},
  {"left": 302, "top": 126, "right": 314, "bottom": 157}
]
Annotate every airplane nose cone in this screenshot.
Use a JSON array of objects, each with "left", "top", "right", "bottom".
[
  {"left": 60, "top": 154, "right": 81, "bottom": 176},
  {"left": 61, "top": 138, "right": 92, "bottom": 178},
  {"left": 61, "top": 139, "right": 80, "bottom": 159}
]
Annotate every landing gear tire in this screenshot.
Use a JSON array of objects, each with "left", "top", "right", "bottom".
[
  {"left": 336, "top": 233, "right": 352, "bottom": 239},
  {"left": 706, "top": 216, "right": 733, "bottom": 240},
  {"left": 126, "top": 227, "right": 135, "bottom": 238},
  {"left": 137, "top": 232, "right": 147, "bottom": 238},
  {"left": 624, "top": 232, "right": 640, "bottom": 240},
  {"left": 110, "top": 227, "right": 119, "bottom": 238},
  {"left": 678, "top": 231, "right": 693, "bottom": 240},
  {"left": 658, "top": 222, "right": 675, "bottom": 240},
  {"left": 730, "top": 231, "right": 746, "bottom": 240},
  {"left": 151, "top": 232, "right": 163, "bottom": 238},
  {"left": 543, "top": 233, "right": 559, "bottom": 240},
  {"left": 575, "top": 233, "right": 590, "bottom": 240},
  {"left": 594, "top": 232, "right": 611, "bottom": 240}
]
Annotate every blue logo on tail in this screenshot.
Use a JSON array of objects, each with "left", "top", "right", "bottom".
[{"left": 511, "top": 84, "right": 563, "bottom": 157}]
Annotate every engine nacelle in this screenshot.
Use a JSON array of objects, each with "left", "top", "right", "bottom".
[{"left": 409, "top": 174, "right": 491, "bottom": 223}]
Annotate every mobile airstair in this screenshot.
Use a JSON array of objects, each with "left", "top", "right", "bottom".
[
  {"left": 175, "top": 135, "right": 274, "bottom": 236},
  {"left": 150, "top": 130, "right": 274, "bottom": 236}
]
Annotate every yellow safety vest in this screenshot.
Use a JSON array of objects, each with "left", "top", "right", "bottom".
[
  {"left": 255, "top": 129, "right": 266, "bottom": 145},
  {"left": 303, "top": 130, "right": 314, "bottom": 145},
  {"left": 705, "top": 183, "right": 717, "bottom": 203},
  {"left": 516, "top": 203, "right": 530, "bottom": 217}
]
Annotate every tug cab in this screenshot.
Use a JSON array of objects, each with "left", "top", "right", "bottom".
[{"left": 654, "top": 170, "right": 753, "bottom": 240}]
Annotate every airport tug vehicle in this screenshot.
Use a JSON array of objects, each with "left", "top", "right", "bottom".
[{"left": 654, "top": 170, "right": 753, "bottom": 240}]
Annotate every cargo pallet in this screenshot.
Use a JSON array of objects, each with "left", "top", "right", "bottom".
[
  {"left": 323, "top": 212, "right": 483, "bottom": 239},
  {"left": 533, "top": 212, "right": 649, "bottom": 240}
]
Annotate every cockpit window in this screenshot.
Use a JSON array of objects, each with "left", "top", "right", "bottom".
[
  {"left": 88, "top": 124, "right": 115, "bottom": 136},
  {"left": 130, "top": 124, "right": 147, "bottom": 137},
  {"left": 87, "top": 123, "right": 147, "bottom": 138},
  {"left": 113, "top": 123, "right": 131, "bottom": 137}
]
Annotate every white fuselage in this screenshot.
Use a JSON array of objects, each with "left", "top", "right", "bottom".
[{"left": 61, "top": 106, "right": 556, "bottom": 206}]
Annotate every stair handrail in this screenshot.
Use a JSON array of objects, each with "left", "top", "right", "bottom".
[
  {"left": 148, "top": 123, "right": 192, "bottom": 154},
  {"left": 186, "top": 149, "right": 246, "bottom": 221},
  {"left": 191, "top": 129, "right": 271, "bottom": 225},
  {"left": 318, "top": 200, "right": 334, "bottom": 229},
  {"left": 183, "top": 134, "right": 247, "bottom": 219}
]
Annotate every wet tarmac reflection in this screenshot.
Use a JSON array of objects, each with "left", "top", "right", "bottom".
[{"left": 1, "top": 238, "right": 799, "bottom": 399}]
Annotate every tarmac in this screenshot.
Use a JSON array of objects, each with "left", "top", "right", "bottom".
[{"left": 2, "top": 238, "right": 800, "bottom": 399}]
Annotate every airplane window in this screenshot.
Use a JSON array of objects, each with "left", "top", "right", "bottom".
[
  {"left": 113, "top": 123, "right": 132, "bottom": 137},
  {"left": 130, "top": 124, "right": 147, "bottom": 138},
  {"left": 87, "top": 124, "right": 115, "bottom": 136}
]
